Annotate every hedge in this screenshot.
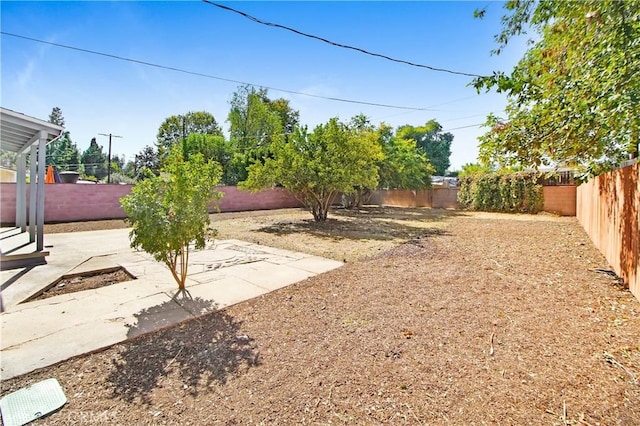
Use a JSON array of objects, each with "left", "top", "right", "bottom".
[{"left": 458, "top": 172, "right": 544, "bottom": 213}]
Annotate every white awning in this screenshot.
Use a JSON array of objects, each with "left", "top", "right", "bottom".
[
  {"left": 1, "top": 107, "right": 64, "bottom": 257},
  {"left": 0, "top": 107, "right": 63, "bottom": 154}
]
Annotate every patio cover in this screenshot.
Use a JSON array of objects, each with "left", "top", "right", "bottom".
[{"left": 0, "top": 107, "right": 63, "bottom": 251}]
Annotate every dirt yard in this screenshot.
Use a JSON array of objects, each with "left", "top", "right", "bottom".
[{"left": 3, "top": 207, "right": 639, "bottom": 425}]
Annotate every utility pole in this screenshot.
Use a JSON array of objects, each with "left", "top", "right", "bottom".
[{"left": 98, "top": 132, "right": 123, "bottom": 184}]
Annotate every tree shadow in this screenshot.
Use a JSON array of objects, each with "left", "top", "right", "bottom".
[
  {"left": 108, "top": 297, "right": 258, "bottom": 404},
  {"left": 256, "top": 205, "right": 458, "bottom": 242}
]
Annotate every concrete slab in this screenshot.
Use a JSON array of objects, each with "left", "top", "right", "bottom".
[
  {"left": 0, "top": 229, "right": 343, "bottom": 380},
  {"left": 185, "top": 276, "right": 269, "bottom": 309},
  {"left": 65, "top": 255, "right": 122, "bottom": 276}
]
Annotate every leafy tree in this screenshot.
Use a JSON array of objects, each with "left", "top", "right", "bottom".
[
  {"left": 45, "top": 107, "right": 80, "bottom": 172},
  {"left": 473, "top": 0, "right": 640, "bottom": 175},
  {"left": 134, "top": 145, "right": 160, "bottom": 180},
  {"left": 240, "top": 118, "right": 383, "bottom": 222},
  {"left": 120, "top": 147, "right": 223, "bottom": 293},
  {"left": 379, "top": 124, "right": 434, "bottom": 189},
  {"left": 262, "top": 97, "right": 300, "bottom": 140},
  {"left": 338, "top": 116, "right": 434, "bottom": 208},
  {"left": 46, "top": 132, "right": 81, "bottom": 172},
  {"left": 183, "top": 133, "right": 237, "bottom": 185},
  {"left": 81, "top": 137, "right": 108, "bottom": 179},
  {"left": 340, "top": 115, "right": 380, "bottom": 208},
  {"left": 228, "top": 85, "right": 285, "bottom": 151},
  {"left": 396, "top": 120, "right": 453, "bottom": 175},
  {"left": 122, "top": 160, "right": 137, "bottom": 179},
  {"left": 227, "top": 85, "right": 299, "bottom": 182},
  {"left": 156, "top": 111, "right": 223, "bottom": 160},
  {"left": 111, "top": 154, "right": 125, "bottom": 173}
]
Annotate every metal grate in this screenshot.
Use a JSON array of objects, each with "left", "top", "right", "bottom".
[{"left": 0, "top": 378, "right": 66, "bottom": 426}]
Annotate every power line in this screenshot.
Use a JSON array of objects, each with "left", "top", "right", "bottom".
[
  {"left": 2, "top": 31, "right": 444, "bottom": 112},
  {"left": 442, "top": 123, "right": 484, "bottom": 131},
  {"left": 202, "top": 1, "right": 486, "bottom": 78}
]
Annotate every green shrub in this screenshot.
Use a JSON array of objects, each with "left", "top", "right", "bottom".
[
  {"left": 102, "top": 172, "right": 135, "bottom": 184},
  {"left": 458, "top": 171, "right": 543, "bottom": 213}
]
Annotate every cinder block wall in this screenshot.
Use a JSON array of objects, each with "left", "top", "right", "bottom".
[
  {"left": 215, "top": 186, "right": 302, "bottom": 212},
  {"left": 0, "top": 183, "right": 302, "bottom": 224},
  {"left": 542, "top": 186, "right": 577, "bottom": 216}
]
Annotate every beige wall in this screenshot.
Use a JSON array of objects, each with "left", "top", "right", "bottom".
[
  {"left": 577, "top": 163, "right": 639, "bottom": 300},
  {"left": 369, "top": 188, "right": 458, "bottom": 209},
  {"left": 0, "top": 168, "right": 16, "bottom": 183},
  {"left": 543, "top": 186, "right": 577, "bottom": 216}
]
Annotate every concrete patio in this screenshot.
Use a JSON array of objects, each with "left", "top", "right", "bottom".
[{"left": 0, "top": 228, "right": 343, "bottom": 380}]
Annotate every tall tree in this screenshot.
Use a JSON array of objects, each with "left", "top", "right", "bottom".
[
  {"left": 227, "top": 85, "right": 283, "bottom": 152},
  {"left": 134, "top": 145, "right": 161, "bottom": 180},
  {"left": 111, "top": 154, "right": 125, "bottom": 173},
  {"left": 241, "top": 118, "right": 383, "bottom": 222},
  {"left": 46, "top": 133, "right": 81, "bottom": 172},
  {"left": 473, "top": 0, "right": 640, "bottom": 175},
  {"left": 48, "top": 107, "right": 65, "bottom": 127},
  {"left": 156, "top": 111, "right": 223, "bottom": 159},
  {"left": 378, "top": 124, "right": 434, "bottom": 190},
  {"left": 396, "top": 120, "right": 453, "bottom": 175},
  {"left": 46, "top": 107, "right": 80, "bottom": 172},
  {"left": 227, "top": 85, "right": 300, "bottom": 182},
  {"left": 81, "top": 137, "right": 108, "bottom": 179},
  {"left": 262, "top": 96, "right": 300, "bottom": 139}
]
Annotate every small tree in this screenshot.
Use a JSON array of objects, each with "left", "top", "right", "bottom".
[
  {"left": 120, "top": 147, "right": 223, "bottom": 293},
  {"left": 240, "top": 118, "right": 383, "bottom": 222}
]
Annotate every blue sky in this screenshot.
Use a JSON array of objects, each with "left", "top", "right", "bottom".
[{"left": 1, "top": 1, "right": 527, "bottom": 171}]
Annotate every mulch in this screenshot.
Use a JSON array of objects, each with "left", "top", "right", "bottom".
[{"left": 2, "top": 213, "right": 639, "bottom": 425}]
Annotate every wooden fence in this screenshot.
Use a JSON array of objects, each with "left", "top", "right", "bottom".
[{"left": 576, "top": 163, "right": 639, "bottom": 299}]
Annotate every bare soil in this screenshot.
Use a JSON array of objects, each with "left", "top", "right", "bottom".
[
  {"left": 29, "top": 268, "right": 135, "bottom": 302},
  {"left": 3, "top": 207, "right": 639, "bottom": 425}
]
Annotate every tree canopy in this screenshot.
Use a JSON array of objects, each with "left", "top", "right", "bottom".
[
  {"left": 227, "top": 85, "right": 292, "bottom": 151},
  {"left": 81, "top": 137, "right": 108, "bottom": 179},
  {"left": 48, "top": 107, "right": 65, "bottom": 127},
  {"left": 46, "top": 107, "right": 80, "bottom": 172},
  {"left": 240, "top": 117, "right": 383, "bottom": 222},
  {"left": 134, "top": 145, "right": 161, "bottom": 180},
  {"left": 156, "top": 111, "right": 223, "bottom": 159},
  {"left": 378, "top": 124, "right": 434, "bottom": 190},
  {"left": 183, "top": 133, "right": 236, "bottom": 185},
  {"left": 227, "top": 85, "right": 300, "bottom": 183},
  {"left": 473, "top": 0, "right": 640, "bottom": 175},
  {"left": 396, "top": 120, "right": 452, "bottom": 175}
]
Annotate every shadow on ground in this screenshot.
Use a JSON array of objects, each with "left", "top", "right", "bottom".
[
  {"left": 108, "top": 297, "right": 258, "bottom": 404},
  {"left": 256, "top": 205, "right": 460, "bottom": 242}
]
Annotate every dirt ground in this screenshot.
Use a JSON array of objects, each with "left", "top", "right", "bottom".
[
  {"left": 30, "top": 268, "right": 135, "bottom": 302},
  {"left": 3, "top": 207, "right": 639, "bottom": 425}
]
